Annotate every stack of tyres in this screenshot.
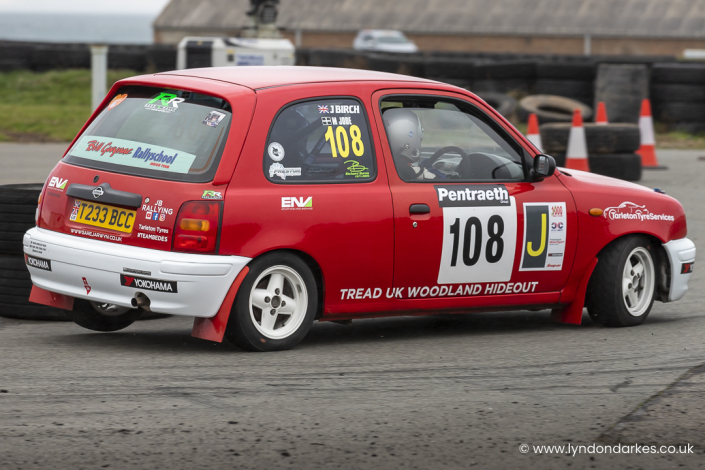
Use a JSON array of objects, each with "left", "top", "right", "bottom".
[
  {"left": 540, "top": 124, "right": 642, "bottom": 181},
  {"left": 0, "top": 184, "right": 69, "bottom": 321},
  {"left": 651, "top": 63, "right": 705, "bottom": 133},
  {"left": 534, "top": 62, "right": 596, "bottom": 106}
]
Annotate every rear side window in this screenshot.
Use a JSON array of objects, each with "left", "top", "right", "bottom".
[
  {"left": 264, "top": 97, "right": 376, "bottom": 183},
  {"left": 64, "top": 86, "right": 232, "bottom": 183}
]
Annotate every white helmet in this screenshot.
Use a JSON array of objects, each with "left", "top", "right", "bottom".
[{"left": 384, "top": 108, "right": 423, "bottom": 162}]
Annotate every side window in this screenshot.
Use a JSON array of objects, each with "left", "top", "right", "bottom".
[
  {"left": 264, "top": 98, "right": 376, "bottom": 183},
  {"left": 381, "top": 97, "right": 525, "bottom": 182}
]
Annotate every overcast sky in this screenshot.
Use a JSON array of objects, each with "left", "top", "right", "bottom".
[{"left": 0, "top": 0, "right": 171, "bottom": 14}]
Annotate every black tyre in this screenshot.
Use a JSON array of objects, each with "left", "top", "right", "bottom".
[
  {"left": 589, "top": 154, "right": 642, "bottom": 181},
  {"left": 0, "top": 184, "right": 41, "bottom": 255},
  {"left": 586, "top": 236, "right": 657, "bottom": 327},
  {"left": 423, "top": 57, "right": 476, "bottom": 80},
  {"left": 651, "top": 63, "right": 705, "bottom": 85},
  {"left": 0, "top": 303, "right": 69, "bottom": 321},
  {"left": 68, "top": 299, "right": 143, "bottom": 332},
  {"left": 475, "top": 92, "right": 517, "bottom": 118},
  {"left": 540, "top": 123, "right": 641, "bottom": 155},
  {"left": 534, "top": 79, "right": 594, "bottom": 105},
  {"left": 652, "top": 101, "right": 705, "bottom": 123},
  {"left": 518, "top": 95, "right": 592, "bottom": 124},
  {"left": 535, "top": 61, "right": 597, "bottom": 81},
  {"left": 651, "top": 84, "right": 705, "bottom": 103},
  {"left": 225, "top": 252, "right": 318, "bottom": 352}
]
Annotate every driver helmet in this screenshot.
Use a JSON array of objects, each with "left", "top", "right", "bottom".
[
  {"left": 269, "top": 107, "right": 310, "bottom": 159},
  {"left": 384, "top": 108, "right": 423, "bottom": 163}
]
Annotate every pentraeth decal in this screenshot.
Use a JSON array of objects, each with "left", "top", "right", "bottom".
[
  {"left": 120, "top": 275, "right": 178, "bottom": 293},
  {"left": 435, "top": 185, "right": 517, "bottom": 285},
  {"left": 520, "top": 202, "right": 567, "bottom": 271}
]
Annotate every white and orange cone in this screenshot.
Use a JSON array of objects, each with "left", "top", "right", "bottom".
[
  {"left": 526, "top": 113, "right": 543, "bottom": 152},
  {"left": 636, "top": 99, "right": 666, "bottom": 169},
  {"left": 595, "top": 102, "right": 609, "bottom": 125},
  {"left": 565, "top": 109, "right": 590, "bottom": 172}
]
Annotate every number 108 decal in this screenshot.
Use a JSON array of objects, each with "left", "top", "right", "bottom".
[{"left": 436, "top": 185, "right": 517, "bottom": 284}]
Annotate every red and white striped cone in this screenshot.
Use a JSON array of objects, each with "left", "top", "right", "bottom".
[
  {"left": 526, "top": 113, "right": 543, "bottom": 152},
  {"left": 565, "top": 109, "right": 590, "bottom": 172},
  {"left": 595, "top": 102, "right": 608, "bottom": 125},
  {"left": 636, "top": 99, "right": 667, "bottom": 169}
]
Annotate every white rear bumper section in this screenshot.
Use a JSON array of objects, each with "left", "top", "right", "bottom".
[
  {"left": 663, "top": 237, "right": 696, "bottom": 302},
  {"left": 23, "top": 228, "right": 251, "bottom": 318}
]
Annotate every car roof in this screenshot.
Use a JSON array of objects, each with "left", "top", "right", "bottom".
[{"left": 158, "top": 66, "right": 433, "bottom": 90}]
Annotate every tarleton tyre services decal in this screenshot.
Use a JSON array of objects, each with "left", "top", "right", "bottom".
[
  {"left": 435, "top": 185, "right": 517, "bottom": 284},
  {"left": 520, "top": 202, "right": 567, "bottom": 271},
  {"left": 120, "top": 275, "right": 177, "bottom": 293}
]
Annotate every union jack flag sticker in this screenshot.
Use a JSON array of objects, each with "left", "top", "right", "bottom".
[{"left": 318, "top": 105, "right": 329, "bottom": 113}]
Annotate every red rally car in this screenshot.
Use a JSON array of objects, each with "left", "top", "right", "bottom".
[{"left": 24, "top": 67, "right": 696, "bottom": 351}]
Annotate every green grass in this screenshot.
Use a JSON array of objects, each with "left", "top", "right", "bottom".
[{"left": 0, "top": 69, "right": 138, "bottom": 142}]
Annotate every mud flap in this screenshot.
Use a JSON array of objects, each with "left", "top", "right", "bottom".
[
  {"left": 29, "top": 285, "right": 74, "bottom": 310},
  {"left": 551, "top": 258, "right": 598, "bottom": 325},
  {"left": 191, "top": 266, "right": 249, "bottom": 343}
]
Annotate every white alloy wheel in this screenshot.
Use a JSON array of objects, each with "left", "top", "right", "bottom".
[
  {"left": 249, "top": 265, "right": 308, "bottom": 340},
  {"left": 90, "top": 302, "right": 132, "bottom": 317},
  {"left": 621, "top": 247, "right": 655, "bottom": 317}
]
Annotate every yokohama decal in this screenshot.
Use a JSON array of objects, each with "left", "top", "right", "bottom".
[{"left": 120, "top": 275, "right": 178, "bottom": 293}]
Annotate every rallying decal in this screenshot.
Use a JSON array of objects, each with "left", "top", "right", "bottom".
[
  {"left": 520, "top": 202, "right": 567, "bottom": 271},
  {"left": 339, "top": 282, "right": 539, "bottom": 300},
  {"left": 25, "top": 254, "right": 51, "bottom": 271},
  {"left": 435, "top": 185, "right": 517, "bottom": 284}
]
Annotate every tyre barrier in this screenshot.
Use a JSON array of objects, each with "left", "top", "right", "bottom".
[
  {"left": 540, "top": 124, "right": 642, "bottom": 181},
  {"left": 518, "top": 95, "right": 593, "bottom": 124},
  {"left": 475, "top": 92, "right": 517, "bottom": 118},
  {"left": 0, "top": 184, "right": 70, "bottom": 321},
  {"left": 540, "top": 123, "right": 641, "bottom": 154},
  {"left": 650, "top": 63, "right": 705, "bottom": 130}
]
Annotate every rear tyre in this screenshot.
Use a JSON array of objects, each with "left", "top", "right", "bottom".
[
  {"left": 226, "top": 253, "right": 317, "bottom": 352},
  {"left": 586, "top": 236, "right": 656, "bottom": 327},
  {"left": 68, "top": 299, "right": 143, "bottom": 332}
]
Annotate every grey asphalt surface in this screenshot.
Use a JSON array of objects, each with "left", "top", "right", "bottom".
[{"left": 1, "top": 146, "right": 704, "bottom": 469}]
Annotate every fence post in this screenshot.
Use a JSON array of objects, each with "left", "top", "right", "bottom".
[{"left": 90, "top": 45, "right": 108, "bottom": 111}]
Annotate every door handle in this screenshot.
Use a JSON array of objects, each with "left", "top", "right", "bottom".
[{"left": 409, "top": 204, "right": 430, "bottom": 214}]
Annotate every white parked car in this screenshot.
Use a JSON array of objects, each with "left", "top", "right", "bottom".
[{"left": 353, "top": 30, "right": 418, "bottom": 53}]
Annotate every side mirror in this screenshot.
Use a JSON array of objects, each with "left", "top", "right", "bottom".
[{"left": 532, "top": 154, "right": 556, "bottom": 179}]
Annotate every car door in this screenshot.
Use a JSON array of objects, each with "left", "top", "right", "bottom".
[{"left": 371, "top": 89, "right": 576, "bottom": 303}]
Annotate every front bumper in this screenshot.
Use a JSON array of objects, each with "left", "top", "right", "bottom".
[
  {"left": 23, "top": 227, "right": 251, "bottom": 317},
  {"left": 663, "top": 237, "right": 696, "bottom": 302}
]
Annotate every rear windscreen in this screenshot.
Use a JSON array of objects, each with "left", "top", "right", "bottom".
[{"left": 64, "top": 86, "right": 232, "bottom": 182}]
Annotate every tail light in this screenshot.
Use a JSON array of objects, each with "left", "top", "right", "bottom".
[{"left": 173, "top": 201, "right": 221, "bottom": 254}]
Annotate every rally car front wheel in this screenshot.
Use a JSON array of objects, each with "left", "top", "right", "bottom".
[
  {"left": 226, "top": 252, "right": 318, "bottom": 352},
  {"left": 68, "top": 299, "right": 143, "bottom": 332},
  {"left": 586, "top": 236, "right": 656, "bottom": 327}
]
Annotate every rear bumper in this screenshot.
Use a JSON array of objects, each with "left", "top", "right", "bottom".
[
  {"left": 663, "top": 237, "right": 696, "bottom": 302},
  {"left": 23, "top": 227, "right": 251, "bottom": 317}
]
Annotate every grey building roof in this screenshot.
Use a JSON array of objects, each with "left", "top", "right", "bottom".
[{"left": 154, "top": 0, "right": 705, "bottom": 39}]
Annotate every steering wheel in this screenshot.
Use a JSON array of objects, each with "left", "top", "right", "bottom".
[{"left": 427, "top": 146, "right": 469, "bottom": 166}]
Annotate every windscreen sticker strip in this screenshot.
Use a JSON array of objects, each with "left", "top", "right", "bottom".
[{"left": 71, "top": 135, "right": 197, "bottom": 174}]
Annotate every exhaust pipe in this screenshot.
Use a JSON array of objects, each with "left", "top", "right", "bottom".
[{"left": 131, "top": 292, "right": 151, "bottom": 311}]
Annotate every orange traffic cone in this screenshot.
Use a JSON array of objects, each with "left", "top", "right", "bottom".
[
  {"left": 595, "top": 102, "right": 609, "bottom": 125},
  {"left": 636, "top": 99, "right": 667, "bottom": 169},
  {"left": 565, "top": 109, "right": 590, "bottom": 172},
  {"left": 526, "top": 113, "right": 543, "bottom": 152}
]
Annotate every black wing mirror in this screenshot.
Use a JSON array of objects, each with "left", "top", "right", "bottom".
[{"left": 532, "top": 154, "right": 556, "bottom": 179}]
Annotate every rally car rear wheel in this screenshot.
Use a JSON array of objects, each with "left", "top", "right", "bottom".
[
  {"left": 68, "top": 299, "right": 143, "bottom": 332},
  {"left": 226, "top": 253, "right": 317, "bottom": 352},
  {"left": 586, "top": 236, "right": 656, "bottom": 327}
]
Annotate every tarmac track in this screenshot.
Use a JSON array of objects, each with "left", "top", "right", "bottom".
[{"left": 0, "top": 149, "right": 704, "bottom": 469}]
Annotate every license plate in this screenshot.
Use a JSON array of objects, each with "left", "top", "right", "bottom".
[{"left": 70, "top": 199, "right": 136, "bottom": 233}]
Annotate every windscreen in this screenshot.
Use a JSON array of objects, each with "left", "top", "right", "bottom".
[{"left": 64, "top": 86, "right": 232, "bottom": 182}]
